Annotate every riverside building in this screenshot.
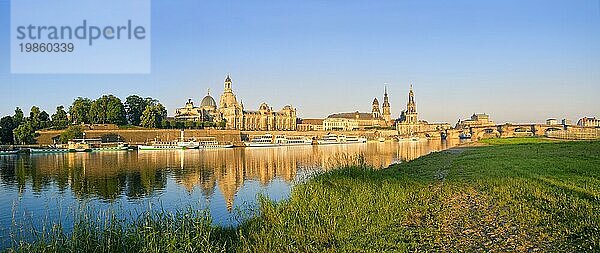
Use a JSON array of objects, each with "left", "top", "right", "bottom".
[
  {"left": 323, "top": 87, "right": 393, "bottom": 131},
  {"left": 175, "top": 75, "right": 297, "bottom": 130}
]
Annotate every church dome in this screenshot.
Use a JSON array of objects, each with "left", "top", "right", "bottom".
[{"left": 201, "top": 94, "right": 216, "bottom": 108}]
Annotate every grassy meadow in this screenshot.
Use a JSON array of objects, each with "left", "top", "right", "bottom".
[{"left": 7, "top": 138, "right": 600, "bottom": 252}]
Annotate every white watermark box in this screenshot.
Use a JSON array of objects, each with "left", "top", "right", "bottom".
[{"left": 10, "top": 0, "right": 151, "bottom": 74}]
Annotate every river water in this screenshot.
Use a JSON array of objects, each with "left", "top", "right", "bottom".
[{"left": 0, "top": 139, "right": 464, "bottom": 248}]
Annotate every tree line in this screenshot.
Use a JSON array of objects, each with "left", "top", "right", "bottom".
[{"left": 0, "top": 95, "right": 169, "bottom": 145}]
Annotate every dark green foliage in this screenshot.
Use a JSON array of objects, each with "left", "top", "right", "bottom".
[
  {"left": 89, "top": 95, "right": 127, "bottom": 125},
  {"left": 28, "top": 106, "right": 50, "bottom": 130},
  {"left": 69, "top": 97, "right": 92, "bottom": 124},
  {"left": 59, "top": 125, "right": 84, "bottom": 143},
  {"left": 140, "top": 103, "right": 167, "bottom": 129},
  {"left": 125, "top": 95, "right": 159, "bottom": 126},
  {"left": 12, "top": 120, "right": 37, "bottom": 144},
  {"left": 13, "top": 107, "right": 24, "bottom": 126},
  {"left": 0, "top": 116, "right": 15, "bottom": 144},
  {"left": 51, "top": 106, "right": 69, "bottom": 129}
]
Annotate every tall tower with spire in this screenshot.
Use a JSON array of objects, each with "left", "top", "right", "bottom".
[
  {"left": 405, "top": 82, "right": 418, "bottom": 124},
  {"left": 224, "top": 74, "right": 232, "bottom": 92},
  {"left": 382, "top": 85, "right": 391, "bottom": 123}
]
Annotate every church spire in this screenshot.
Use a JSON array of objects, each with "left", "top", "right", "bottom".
[
  {"left": 224, "top": 74, "right": 232, "bottom": 92},
  {"left": 382, "top": 83, "right": 391, "bottom": 123}
]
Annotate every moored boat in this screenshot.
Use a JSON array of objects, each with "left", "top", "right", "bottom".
[
  {"left": 317, "top": 134, "right": 343, "bottom": 145},
  {"left": 30, "top": 148, "right": 69, "bottom": 153},
  {"left": 177, "top": 141, "right": 200, "bottom": 149},
  {"left": 138, "top": 140, "right": 184, "bottom": 150},
  {"left": 345, "top": 136, "right": 367, "bottom": 143},
  {"left": 0, "top": 150, "right": 19, "bottom": 155},
  {"left": 275, "top": 135, "right": 312, "bottom": 146},
  {"left": 198, "top": 137, "right": 234, "bottom": 149},
  {"left": 92, "top": 143, "right": 129, "bottom": 151},
  {"left": 68, "top": 138, "right": 99, "bottom": 152},
  {"left": 244, "top": 134, "right": 278, "bottom": 147}
]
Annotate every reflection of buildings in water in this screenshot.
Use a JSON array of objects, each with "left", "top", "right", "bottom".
[
  {"left": 169, "top": 148, "right": 304, "bottom": 211},
  {"left": 397, "top": 139, "right": 462, "bottom": 162},
  {"left": 1, "top": 140, "right": 463, "bottom": 211}
]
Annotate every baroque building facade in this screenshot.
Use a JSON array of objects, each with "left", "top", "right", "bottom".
[
  {"left": 174, "top": 90, "right": 218, "bottom": 122},
  {"left": 323, "top": 87, "right": 392, "bottom": 131},
  {"left": 175, "top": 75, "right": 297, "bottom": 131}
]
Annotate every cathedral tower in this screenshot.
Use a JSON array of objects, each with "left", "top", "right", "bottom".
[
  {"left": 405, "top": 82, "right": 418, "bottom": 124},
  {"left": 372, "top": 98, "right": 381, "bottom": 119},
  {"left": 382, "top": 85, "right": 391, "bottom": 123}
]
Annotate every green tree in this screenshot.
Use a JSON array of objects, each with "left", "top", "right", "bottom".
[
  {"left": 69, "top": 97, "right": 92, "bottom": 124},
  {"left": 140, "top": 103, "right": 167, "bottom": 129},
  {"left": 13, "top": 107, "right": 24, "bottom": 126},
  {"left": 90, "top": 95, "right": 126, "bottom": 125},
  {"left": 0, "top": 116, "right": 16, "bottom": 144},
  {"left": 125, "top": 95, "right": 147, "bottom": 126},
  {"left": 13, "top": 121, "right": 37, "bottom": 144},
  {"left": 59, "top": 125, "right": 83, "bottom": 143},
  {"left": 155, "top": 103, "right": 167, "bottom": 120},
  {"left": 160, "top": 119, "right": 170, "bottom": 129},
  {"left": 28, "top": 106, "right": 50, "bottom": 130},
  {"left": 51, "top": 105, "right": 69, "bottom": 129},
  {"left": 140, "top": 106, "right": 158, "bottom": 128}
]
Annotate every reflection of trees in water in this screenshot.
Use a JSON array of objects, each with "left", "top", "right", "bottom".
[{"left": 0, "top": 141, "right": 461, "bottom": 208}]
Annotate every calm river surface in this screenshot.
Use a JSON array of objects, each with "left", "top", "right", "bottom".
[{"left": 0, "top": 139, "right": 464, "bottom": 248}]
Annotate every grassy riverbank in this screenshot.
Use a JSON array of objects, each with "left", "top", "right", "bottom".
[{"left": 8, "top": 138, "right": 600, "bottom": 252}]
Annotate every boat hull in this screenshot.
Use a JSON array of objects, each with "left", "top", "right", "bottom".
[
  {"left": 201, "top": 144, "right": 234, "bottom": 149},
  {"left": 92, "top": 147, "right": 129, "bottom": 151},
  {"left": 0, "top": 150, "right": 19, "bottom": 155},
  {"left": 30, "top": 149, "right": 69, "bottom": 153},
  {"left": 138, "top": 145, "right": 185, "bottom": 150},
  {"left": 244, "top": 142, "right": 279, "bottom": 147}
]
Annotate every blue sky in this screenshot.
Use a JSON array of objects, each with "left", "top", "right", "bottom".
[{"left": 0, "top": 0, "right": 599, "bottom": 124}]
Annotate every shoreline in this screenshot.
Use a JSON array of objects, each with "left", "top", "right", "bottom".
[{"left": 6, "top": 138, "right": 600, "bottom": 252}]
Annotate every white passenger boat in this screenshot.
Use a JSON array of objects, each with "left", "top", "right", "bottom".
[
  {"left": 275, "top": 135, "right": 312, "bottom": 146},
  {"left": 317, "top": 134, "right": 343, "bottom": 145},
  {"left": 30, "top": 148, "right": 69, "bottom": 153},
  {"left": 245, "top": 134, "right": 276, "bottom": 147},
  {"left": 198, "top": 138, "right": 234, "bottom": 149},
  {"left": 92, "top": 143, "right": 129, "bottom": 151},
  {"left": 245, "top": 134, "right": 311, "bottom": 147},
  {"left": 345, "top": 136, "right": 367, "bottom": 143},
  {"left": 138, "top": 141, "right": 184, "bottom": 150},
  {"left": 177, "top": 141, "right": 200, "bottom": 149}
]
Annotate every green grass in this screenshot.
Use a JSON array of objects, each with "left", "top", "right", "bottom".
[
  {"left": 7, "top": 140, "right": 600, "bottom": 252},
  {"left": 479, "top": 136, "right": 562, "bottom": 145}
]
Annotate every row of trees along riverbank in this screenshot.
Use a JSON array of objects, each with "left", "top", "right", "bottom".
[{"left": 0, "top": 95, "right": 172, "bottom": 145}]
